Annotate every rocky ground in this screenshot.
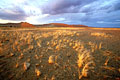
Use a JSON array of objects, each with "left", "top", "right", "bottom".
[{"left": 0, "top": 27, "right": 120, "bottom": 80}]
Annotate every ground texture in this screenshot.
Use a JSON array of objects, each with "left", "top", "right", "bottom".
[{"left": 0, "top": 27, "right": 120, "bottom": 80}]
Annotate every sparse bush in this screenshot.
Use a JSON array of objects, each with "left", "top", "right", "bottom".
[{"left": 77, "top": 49, "right": 94, "bottom": 79}]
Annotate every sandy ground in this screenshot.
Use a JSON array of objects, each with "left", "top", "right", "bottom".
[{"left": 0, "top": 27, "right": 120, "bottom": 80}]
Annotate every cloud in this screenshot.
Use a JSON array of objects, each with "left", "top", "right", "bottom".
[
  {"left": 0, "top": 6, "right": 28, "bottom": 21},
  {"left": 97, "top": 21, "right": 120, "bottom": 24},
  {"left": 0, "top": 0, "right": 120, "bottom": 27},
  {"left": 41, "top": 0, "right": 96, "bottom": 14},
  {"left": 26, "top": 14, "right": 50, "bottom": 24},
  {"left": 0, "top": 19, "right": 21, "bottom": 23},
  {"left": 107, "top": 2, "right": 120, "bottom": 12},
  {"left": 55, "top": 18, "right": 66, "bottom": 21}
]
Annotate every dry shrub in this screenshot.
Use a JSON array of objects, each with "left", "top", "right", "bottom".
[
  {"left": 35, "top": 54, "right": 39, "bottom": 59},
  {"left": 77, "top": 53, "right": 85, "bottom": 68},
  {"left": 99, "top": 42, "right": 102, "bottom": 49},
  {"left": 14, "top": 41, "right": 18, "bottom": 45},
  {"left": 35, "top": 68, "right": 41, "bottom": 77},
  {"left": 91, "top": 32, "right": 112, "bottom": 38},
  {"left": 88, "top": 41, "right": 101, "bottom": 52},
  {"left": 55, "top": 45, "right": 60, "bottom": 50},
  {"left": 77, "top": 49, "right": 94, "bottom": 79},
  {"left": 48, "top": 55, "right": 55, "bottom": 64},
  {"left": 77, "top": 50, "right": 93, "bottom": 68},
  {"left": 19, "top": 53, "right": 24, "bottom": 59},
  {"left": 23, "top": 62, "right": 30, "bottom": 71},
  {"left": 46, "top": 41, "right": 50, "bottom": 45},
  {"left": 69, "top": 42, "right": 72, "bottom": 46},
  {"left": 28, "top": 45, "right": 34, "bottom": 50},
  {"left": 37, "top": 42, "right": 41, "bottom": 47},
  {"left": 15, "top": 62, "right": 19, "bottom": 68},
  {"left": 10, "top": 53, "right": 14, "bottom": 57},
  {"left": 51, "top": 75, "right": 55, "bottom": 80}
]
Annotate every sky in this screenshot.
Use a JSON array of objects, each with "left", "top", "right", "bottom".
[{"left": 0, "top": 0, "right": 120, "bottom": 27}]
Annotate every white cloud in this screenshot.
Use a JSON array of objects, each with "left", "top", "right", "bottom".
[
  {"left": 97, "top": 21, "right": 120, "bottom": 24},
  {"left": 0, "top": 0, "right": 120, "bottom": 27},
  {"left": 0, "top": 19, "right": 21, "bottom": 23},
  {"left": 23, "top": 6, "right": 42, "bottom": 16},
  {"left": 47, "top": 18, "right": 66, "bottom": 22},
  {"left": 13, "top": 0, "right": 27, "bottom": 4},
  {"left": 97, "top": 21, "right": 105, "bottom": 23},
  {"left": 55, "top": 18, "right": 65, "bottom": 21},
  {"left": 26, "top": 14, "right": 49, "bottom": 24}
]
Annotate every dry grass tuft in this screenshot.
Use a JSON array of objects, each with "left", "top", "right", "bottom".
[
  {"left": 35, "top": 54, "right": 39, "bottom": 59},
  {"left": 19, "top": 53, "right": 24, "bottom": 59},
  {"left": 91, "top": 32, "right": 112, "bottom": 38},
  {"left": 48, "top": 55, "right": 55, "bottom": 64},
  {"left": 77, "top": 49, "right": 94, "bottom": 79},
  {"left": 23, "top": 62, "right": 30, "bottom": 71},
  {"left": 37, "top": 42, "right": 41, "bottom": 47},
  {"left": 77, "top": 53, "right": 85, "bottom": 68},
  {"left": 99, "top": 42, "right": 102, "bottom": 49},
  {"left": 10, "top": 53, "right": 14, "bottom": 57},
  {"left": 15, "top": 62, "right": 19, "bottom": 68},
  {"left": 35, "top": 68, "right": 41, "bottom": 77},
  {"left": 77, "top": 50, "right": 93, "bottom": 68},
  {"left": 51, "top": 75, "right": 55, "bottom": 80}
]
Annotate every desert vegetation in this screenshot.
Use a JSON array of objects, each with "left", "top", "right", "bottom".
[{"left": 0, "top": 27, "right": 120, "bottom": 80}]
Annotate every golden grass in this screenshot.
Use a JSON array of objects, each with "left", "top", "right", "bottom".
[
  {"left": 37, "top": 42, "right": 41, "bottom": 47},
  {"left": 35, "top": 54, "right": 39, "bottom": 60},
  {"left": 0, "top": 27, "right": 119, "bottom": 80},
  {"left": 48, "top": 55, "right": 55, "bottom": 64},
  {"left": 51, "top": 75, "right": 55, "bottom": 80},
  {"left": 91, "top": 32, "right": 112, "bottom": 38},
  {"left": 77, "top": 53, "right": 85, "bottom": 68},
  {"left": 15, "top": 62, "right": 19, "bottom": 68},
  {"left": 77, "top": 51, "right": 93, "bottom": 68},
  {"left": 77, "top": 49, "right": 94, "bottom": 79},
  {"left": 88, "top": 41, "right": 103, "bottom": 52},
  {"left": 19, "top": 53, "right": 24, "bottom": 59},
  {"left": 28, "top": 45, "right": 34, "bottom": 50},
  {"left": 101, "top": 66, "right": 115, "bottom": 71},
  {"left": 55, "top": 45, "right": 60, "bottom": 50},
  {"left": 99, "top": 42, "right": 102, "bottom": 49},
  {"left": 35, "top": 68, "right": 41, "bottom": 77},
  {"left": 9, "top": 53, "right": 14, "bottom": 57},
  {"left": 23, "top": 62, "right": 30, "bottom": 71},
  {"left": 104, "top": 58, "right": 109, "bottom": 66}
]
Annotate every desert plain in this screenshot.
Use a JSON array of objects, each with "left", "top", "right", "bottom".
[{"left": 0, "top": 27, "right": 120, "bottom": 80}]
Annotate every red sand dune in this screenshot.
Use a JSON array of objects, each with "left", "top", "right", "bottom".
[
  {"left": 20, "top": 22, "right": 35, "bottom": 28},
  {"left": 0, "top": 22, "right": 35, "bottom": 28},
  {"left": 0, "top": 22, "right": 88, "bottom": 28},
  {"left": 35, "top": 23, "right": 88, "bottom": 27}
]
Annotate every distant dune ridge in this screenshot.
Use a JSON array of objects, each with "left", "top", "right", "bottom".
[
  {"left": 0, "top": 22, "right": 35, "bottom": 28},
  {"left": 0, "top": 22, "right": 88, "bottom": 28},
  {"left": 34, "top": 23, "right": 88, "bottom": 27}
]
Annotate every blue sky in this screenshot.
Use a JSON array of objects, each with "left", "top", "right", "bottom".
[{"left": 0, "top": 0, "right": 120, "bottom": 27}]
